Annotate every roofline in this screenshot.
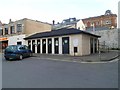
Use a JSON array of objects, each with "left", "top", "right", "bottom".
[
  {"left": 2, "top": 18, "right": 52, "bottom": 25},
  {"left": 24, "top": 18, "right": 52, "bottom": 25},
  {"left": 82, "top": 14, "right": 117, "bottom": 20},
  {"left": 24, "top": 31, "right": 100, "bottom": 40}
]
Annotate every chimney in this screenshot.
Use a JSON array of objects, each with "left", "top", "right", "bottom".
[
  {"left": 9, "top": 19, "right": 12, "bottom": 23},
  {"left": 52, "top": 20, "right": 55, "bottom": 25}
]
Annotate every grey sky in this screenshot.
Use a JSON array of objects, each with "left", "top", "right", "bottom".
[{"left": 0, "top": 0, "right": 119, "bottom": 24}]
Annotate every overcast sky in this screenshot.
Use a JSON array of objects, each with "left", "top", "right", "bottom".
[{"left": 0, "top": 0, "right": 119, "bottom": 24}]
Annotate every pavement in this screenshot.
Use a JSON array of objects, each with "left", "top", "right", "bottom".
[{"left": 33, "top": 50, "right": 120, "bottom": 62}]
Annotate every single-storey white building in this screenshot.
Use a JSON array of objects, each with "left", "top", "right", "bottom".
[
  {"left": 8, "top": 34, "right": 26, "bottom": 45},
  {"left": 24, "top": 28, "right": 100, "bottom": 56}
]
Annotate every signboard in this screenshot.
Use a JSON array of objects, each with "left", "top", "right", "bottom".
[
  {"left": 0, "top": 37, "right": 8, "bottom": 41},
  {"left": 73, "top": 39, "right": 78, "bottom": 47}
]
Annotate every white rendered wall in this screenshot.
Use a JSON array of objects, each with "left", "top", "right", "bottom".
[
  {"left": 8, "top": 34, "right": 26, "bottom": 45},
  {"left": 77, "top": 20, "right": 86, "bottom": 30}
]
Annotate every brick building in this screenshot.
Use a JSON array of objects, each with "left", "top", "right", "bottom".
[{"left": 82, "top": 10, "right": 117, "bottom": 30}]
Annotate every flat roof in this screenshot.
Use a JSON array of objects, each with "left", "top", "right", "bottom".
[{"left": 24, "top": 28, "right": 100, "bottom": 40}]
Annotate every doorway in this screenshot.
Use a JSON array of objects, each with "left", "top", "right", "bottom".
[
  {"left": 90, "top": 38, "right": 93, "bottom": 54},
  {"left": 62, "top": 37, "right": 69, "bottom": 54},
  {"left": 42, "top": 39, "right": 46, "bottom": 53},
  {"left": 48, "top": 38, "right": 52, "bottom": 54},
  {"left": 28, "top": 41, "right": 31, "bottom": 50},
  {"left": 32, "top": 40, "right": 35, "bottom": 53},
  {"left": 94, "top": 39, "right": 97, "bottom": 53},
  {"left": 54, "top": 38, "right": 59, "bottom": 54},
  {"left": 37, "top": 40, "right": 40, "bottom": 53}
]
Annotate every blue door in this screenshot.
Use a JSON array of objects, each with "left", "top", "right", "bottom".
[{"left": 62, "top": 37, "right": 69, "bottom": 54}]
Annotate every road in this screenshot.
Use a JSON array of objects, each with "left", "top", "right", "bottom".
[{"left": 1, "top": 54, "right": 119, "bottom": 88}]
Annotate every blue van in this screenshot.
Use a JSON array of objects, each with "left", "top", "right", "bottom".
[{"left": 4, "top": 45, "right": 32, "bottom": 60}]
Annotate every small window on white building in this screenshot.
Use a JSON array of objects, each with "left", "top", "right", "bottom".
[{"left": 106, "top": 20, "right": 111, "bottom": 25}]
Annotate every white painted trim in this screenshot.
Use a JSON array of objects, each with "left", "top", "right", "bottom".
[
  {"left": 46, "top": 39, "right": 48, "bottom": 54},
  {"left": 52, "top": 38, "right": 54, "bottom": 54},
  {"left": 30, "top": 40, "right": 32, "bottom": 51},
  {"left": 35, "top": 40, "right": 37, "bottom": 53},
  {"left": 40, "top": 39, "right": 42, "bottom": 54},
  {"left": 59, "top": 37, "right": 62, "bottom": 54}
]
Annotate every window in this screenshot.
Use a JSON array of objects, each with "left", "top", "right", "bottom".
[
  {"left": 78, "top": 27, "right": 80, "bottom": 30},
  {"left": 96, "top": 22, "right": 99, "bottom": 25},
  {"left": 106, "top": 20, "right": 111, "bottom": 25},
  {"left": 5, "top": 28, "right": 8, "bottom": 35},
  {"left": 19, "top": 46, "right": 25, "bottom": 50},
  {"left": 74, "top": 47, "right": 78, "bottom": 53},
  {"left": 17, "top": 42, "right": 22, "bottom": 45},
  {"left": 0, "top": 28, "right": 3, "bottom": 35},
  {"left": 19, "top": 46, "right": 28, "bottom": 50},
  {"left": 6, "top": 45, "right": 17, "bottom": 51},
  {"left": 10, "top": 26, "right": 15, "bottom": 34},
  {"left": 17, "top": 24, "right": 22, "bottom": 32}
]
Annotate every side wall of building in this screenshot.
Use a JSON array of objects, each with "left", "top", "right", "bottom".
[
  {"left": 70, "top": 34, "right": 82, "bottom": 56},
  {"left": 81, "top": 34, "right": 90, "bottom": 55},
  {"left": 89, "top": 29, "right": 119, "bottom": 48},
  {"left": 24, "top": 19, "right": 52, "bottom": 36}
]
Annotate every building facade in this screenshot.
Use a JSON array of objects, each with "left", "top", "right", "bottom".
[
  {"left": 82, "top": 10, "right": 117, "bottom": 30},
  {"left": 25, "top": 28, "right": 100, "bottom": 56},
  {"left": 52, "top": 18, "right": 86, "bottom": 30},
  {"left": 0, "top": 18, "right": 52, "bottom": 50}
]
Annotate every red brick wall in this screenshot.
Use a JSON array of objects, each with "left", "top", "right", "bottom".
[{"left": 83, "top": 14, "right": 117, "bottom": 28}]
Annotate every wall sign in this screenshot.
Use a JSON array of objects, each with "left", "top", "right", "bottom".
[{"left": 73, "top": 39, "right": 78, "bottom": 47}]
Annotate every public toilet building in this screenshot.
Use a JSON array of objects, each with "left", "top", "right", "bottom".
[{"left": 24, "top": 28, "right": 100, "bottom": 56}]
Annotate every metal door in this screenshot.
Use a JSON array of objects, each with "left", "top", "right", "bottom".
[{"left": 62, "top": 37, "right": 69, "bottom": 54}]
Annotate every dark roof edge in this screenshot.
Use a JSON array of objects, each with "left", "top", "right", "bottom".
[{"left": 24, "top": 31, "right": 100, "bottom": 40}]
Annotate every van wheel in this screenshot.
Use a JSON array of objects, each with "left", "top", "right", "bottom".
[{"left": 19, "top": 55, "right": 23, "bottom": 60}]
